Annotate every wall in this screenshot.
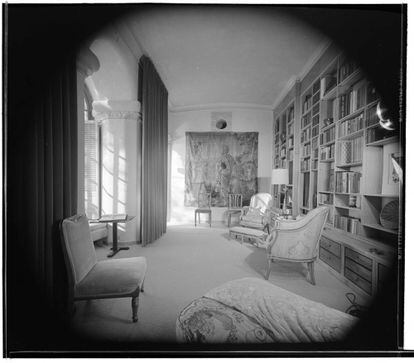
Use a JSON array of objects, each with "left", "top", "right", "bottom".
[
  {"left": 169, "top": 108, "right": 273, "bottom": 225},
  {"left": 80, "top": 25, "right": 143, "bottom": 243}
]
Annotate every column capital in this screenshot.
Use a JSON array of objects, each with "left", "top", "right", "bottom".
[{"left": 92, "top": 100, "right": 141, "bottom": 122}]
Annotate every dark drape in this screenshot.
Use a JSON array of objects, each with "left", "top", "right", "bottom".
[
  {"left": 138, "top": 56, "right": 168, "bottom": 245},
  {"left": 7, "top": 58, "right": 78, "bottom": 348}
]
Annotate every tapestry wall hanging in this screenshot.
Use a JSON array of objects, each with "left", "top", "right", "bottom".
[{"left": 185, "top": 132, "right": 258, "bottom": 207}]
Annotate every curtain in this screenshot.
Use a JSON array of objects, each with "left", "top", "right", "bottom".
[
  {"left": 7, "top": 58, "right": 78, "bottom": 343},
  {"left": 139, "top": 55, "right": 168, "bottom": 245}
]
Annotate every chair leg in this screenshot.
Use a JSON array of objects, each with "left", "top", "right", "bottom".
[
  {"left": 307, "top": 261, "right": 316, "bottom": 285},
  {"left": 265, "top": 258, "right": 272, "bottom": 280},
  {"left": 132, "top": 296, "right": 139, "bottom": 322},
  {"left": 194, "top": 212, "right": 197, "bottom": 227},
  {"left": 140, "top": 278, "right": 145, "bottom": 293},
  {"left": 209, "top": 212, "right": 211, "bottom": 227}
]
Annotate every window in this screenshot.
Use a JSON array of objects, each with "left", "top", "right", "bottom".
[{"left": 84, "top": 86, "right": 101, "bottom": 219}]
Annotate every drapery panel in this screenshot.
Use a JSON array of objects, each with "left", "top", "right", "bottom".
[
  {"left": 139, "top": 55, "right": 168, "bottom": 245},
  {"left": 7, "top": 59, "right": 78, "bottom": 318}
]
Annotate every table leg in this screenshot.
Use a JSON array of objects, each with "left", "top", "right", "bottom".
[{"left": 107, "top": 221, "right": 130, "bottom": 258}]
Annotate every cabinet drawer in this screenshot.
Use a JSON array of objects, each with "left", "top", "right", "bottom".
[
  {"left": 320, "top": 237, "right": 341, "bottom": 257},
  {"left": 378, "top": 263, "right": 390, "bottom": 284},
  {"left": 345, "top": 257, "right": 372, "bottom": 282},
  {"left": 345, "top": 267, "right": 372, "bottom": 295},
  {"left": 345, "top": 248, "right": 373, "bottom": 270},
  {"left": 319, "top": 247, "right": 341, "bottom": 273}
]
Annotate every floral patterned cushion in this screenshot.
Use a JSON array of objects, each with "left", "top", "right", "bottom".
[{"left": 176, "top": 278, "right": 358, "bottom": 344}]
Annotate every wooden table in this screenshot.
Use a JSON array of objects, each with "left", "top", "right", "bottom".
[{"left": 96, "top": 214, "right": 135, "bottom": 257}]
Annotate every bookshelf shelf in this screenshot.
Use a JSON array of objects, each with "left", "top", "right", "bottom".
[
  {"left": 320, "top": 158, "right": 335, "bottom": 163},
  {"left": 364, "top": 193, "right": 399, "bottom": 198},
  {"left": 336, "top": 162, "right": 363, "bottom": 168},
  {"left": 362, "top": 222, "right": 399, "bottom": 235},
  {"left": 320, "top": 191, "right": 334, "bottom": 194},
  {"left": 366, "top": 136, "right": 399, "bottom": 147},
  {"left": 335, "top": 192, "right": 360, "bottom": 196},
  {"left": 335, "top": 205, "right": 361, "bottom": 211},
  {"left": 338, "top": 68, "right": 363, "bottom": 90},
  {"left": 338, "top": 129, "right": 364, "bottom": 141},
  {"left": 321, "top": 123, "right": 335, "bottom": 132},
  {"left": 320, "top": 140, "right": 336, "bottom": 148}
]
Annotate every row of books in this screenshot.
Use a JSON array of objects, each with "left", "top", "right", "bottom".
[
  {"left": 301, "top": 158, "right": 310, "bottom": 172},
  {"left": 320, "top": 73, "right": 337, "bottom": 98},
  {"left": 312, "top": 159, "right": 318, "bottom": 169},
  {"left": 311, "top": 137, "right": 318, "bottom": 150},
  {"left": 288, "top": 136, "right": 294, "bottom": 148},
  {"left": 312, "top": 114, "right": 320, "bottom": 127},
  {"left": 365, "top": 104, "right": 378, "bottom": 128},
  {"left": 366, "top": 125, "right": 396, "bottom": 144},
  {"left": 334, "top": 215, "right": 360, "bottom": 234},
  {"left": 335, "top": 171, "right": 361, "bottom": 193},
  {"left": 303, "top": 95, "right": 312, "bottom": 114},
  {"left": 339, "top": 113, "right": 364, "bottom": 137},
  {"left": 320, "top": 126, "right": 335, "bottom": 145},
  {"left": 302, "top": 113, "right": 311, "bottom": 128},
  {"left": 337, "top": 136, "right": 363, "bottom": 165},
  {"left": 312, "top": 125, "right": 319, "bottom": 138},
  {"left": 319, "top": 193, "right": 333, "bottom": 205},
  {"left": 313, "top": 102, "right": 320, "bottom": 115},
  {"left": 280, "top": 147, "right": 286, "bottom": 158},
  {"left": 320, "top": 144, "right": 335, "bottom": 161},
  {"left": 338, "top": 85, "right": 365, "bottom": 119},
  {"left": 301, "top": 127, "right": 311, "bottom": 143},
  {"left": 287, "top": 123, "right": 294, "bottom": 136},
  {"left": 338, "top": 60, "right": 358, "bottom": 83},
  {"left": 302, "top": 143, "right": 311, "bottom": 157}
]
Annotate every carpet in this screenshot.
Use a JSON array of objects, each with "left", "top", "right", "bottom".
[{"left": 71, "top": 224, "right": 369, "bottom": 344}]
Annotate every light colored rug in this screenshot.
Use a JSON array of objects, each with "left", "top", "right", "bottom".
[{"left": 71, "top": 224, "right": 368, "bottom": 343}]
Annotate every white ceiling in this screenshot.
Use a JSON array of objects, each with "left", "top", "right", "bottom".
[{"left": 124, "top": 6, "right": 328, "bottom": 111}]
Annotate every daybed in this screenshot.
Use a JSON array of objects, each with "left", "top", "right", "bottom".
[{"left": 176, "top": 277, "right": 357, "bottom": 344}]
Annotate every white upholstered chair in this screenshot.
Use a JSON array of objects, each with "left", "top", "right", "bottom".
[
  {"left": 60, "top": 214, "right": 147, "bottom": 322},
  {"left": 265, "top": 206, "right": 329, "bottom": 284},
  {"left": 239, "top": 193, "right": 273, "bottom": 231}
]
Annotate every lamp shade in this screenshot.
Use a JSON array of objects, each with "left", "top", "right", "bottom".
[{"left": 271, "top": 168, "right": 289, "bottom": 185}]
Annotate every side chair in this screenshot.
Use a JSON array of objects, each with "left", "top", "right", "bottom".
[{"left": 60, "top": 214, "right": 147, "bottom": 322}]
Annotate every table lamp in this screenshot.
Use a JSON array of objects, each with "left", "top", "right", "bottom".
[{"left": 271, "top": 168, "right": 289, "bottom": 212}]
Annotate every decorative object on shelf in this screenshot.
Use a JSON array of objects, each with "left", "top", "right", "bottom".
[
  {"left": 376, "top": 101, "right": 395, "bottom": 131},
  {"left": 271, "top": 168, "right": 289, "bottom": 211},
  {"left": 380, "top": 200, "right": 399, "bottom": 230}
]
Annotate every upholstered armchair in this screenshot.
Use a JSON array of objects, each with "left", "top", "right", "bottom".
[
  {"left": 265, "top": 206, "right": 329, "bottom": 284},
  {"left": 60, "top": 214, "right": 147, "bottom": 322},
  {"left": 239, "top": 193, "right": 273, "bottom": 231}
]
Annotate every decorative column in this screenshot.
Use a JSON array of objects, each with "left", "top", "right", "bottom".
[{"left": 93, "top": 100, "right": 142, "bottom": 243}]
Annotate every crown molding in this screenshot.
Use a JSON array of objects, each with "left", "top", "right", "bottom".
[
  {"left": 169, "top": 102, "right": 273, "bottom": 113},
  {"left": 271, "top": 38, "right": 332, "bottom": 111},
  {"left": 271, "top": 75, "right": 298, "bottom": 111},
  {"left": 298, "top": 38, "right": 332, "bottom": 81}
]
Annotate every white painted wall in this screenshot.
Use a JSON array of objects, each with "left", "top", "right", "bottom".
[{"left": 168, "top": 108, "right": 273, "bottom": 225}]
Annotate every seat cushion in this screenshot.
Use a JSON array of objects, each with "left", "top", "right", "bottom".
[{"left": 75, "top": 256, "right": 147, "bottom": 299}]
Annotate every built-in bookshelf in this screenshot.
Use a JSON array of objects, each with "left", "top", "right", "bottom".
[
  {"left": 273, "top": 48, "right": 400, "bottom": 296},
  {"left": 273, "top": 102, "right": 296, "bottom": 212}
]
